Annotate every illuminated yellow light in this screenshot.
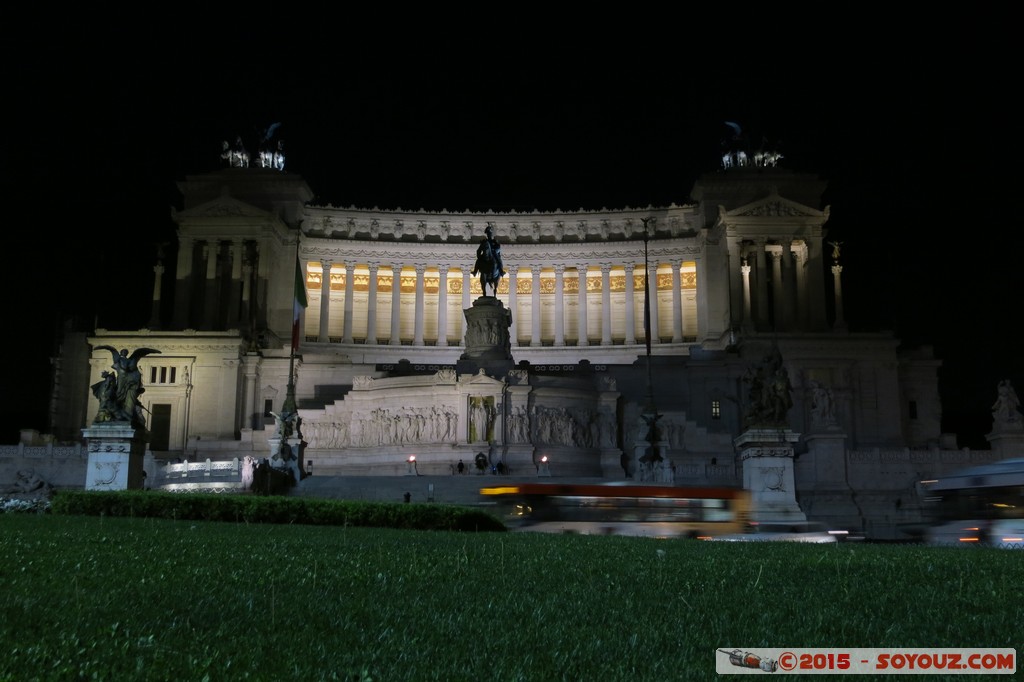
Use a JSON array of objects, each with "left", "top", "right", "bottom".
[
  {"left": 958, "top": 537, "right": 980, "bottom": 542},
  {"left": 480, "top": 486, "right": 520, "bottom": 496}
]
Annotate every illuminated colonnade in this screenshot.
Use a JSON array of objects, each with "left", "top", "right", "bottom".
[{"left": 303, "top": 260, "right": 700, "bottom": 347}]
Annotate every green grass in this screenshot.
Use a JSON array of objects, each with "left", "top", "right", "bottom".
[{"left": 1, "top": 514, "right": 1020, "bottom": 681}]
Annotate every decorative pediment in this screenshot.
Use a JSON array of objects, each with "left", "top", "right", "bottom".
[
  {"left": 176, "top": 195, "right": 274, "bottom": 221},
  {"left": 459, "top": 368, "right": 506, "bottom": 387},
  {"left": 725, "top": 192, "right": 825, "bottom": 220}
]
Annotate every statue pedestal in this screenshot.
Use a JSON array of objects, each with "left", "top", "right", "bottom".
[
  {"left": 601, "top": 447, "right": 626, "bottom": 478},
  {"left": 457, "top": 297, "right": 513, "bottom": 377},
  {"left": 734, "top": 428, "right": 805, "bottom": 523},
  {"left": 267, "top": 436, "right": 304, "bottom": 486},
  {"left": 503, "top": 444, "right": 536, "bottom": 476},
  {"left": 798, "top": 429, "right": 847, "bottom": 487},
  {"left": 83, "top": 422, "right": 148, "bottom": 491},
  {"left": 796, "top": 429, "right": 864, "bottom": 531},
  {"left": 986, "top": 422, "right": 1024, "bottom": 458}
]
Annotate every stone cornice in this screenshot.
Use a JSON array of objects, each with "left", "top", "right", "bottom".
[
  {"left": 300, "top": 238, "right": 705, "bottom": 264},
  {"left": 301, "top": 204, "right": 699, "bottom": 242},
  {"left": 89, "top": 331, "right": 246, "bottom": 355}
]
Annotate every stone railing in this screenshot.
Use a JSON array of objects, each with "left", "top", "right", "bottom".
[
  {"left": 159, "top": 458, "right": 244, "bottom": 479},
  {"left": 153, "top": 458, "right": 250, "bottom": 494},
  {"left": 0, "top": 443, "right": 89, "bottom": 489},
  {"left": 0, "top": 443, "right": 88, "bottom": 460}
]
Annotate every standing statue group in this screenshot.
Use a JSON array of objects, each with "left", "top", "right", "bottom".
[
  {"left": 991, "top": 379, "right": 1021, "bottom": 427},
  {"left": 91, "top": 346, "right": 161, "bottom": 429}
]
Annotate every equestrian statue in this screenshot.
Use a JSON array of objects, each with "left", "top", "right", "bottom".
[{"left": 471, "top": 225, "right": 505, "bottom": 297}]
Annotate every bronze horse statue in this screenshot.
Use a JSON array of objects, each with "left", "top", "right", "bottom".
[{"left": 471, "top": 226, "right": 505, "bottom": 297}]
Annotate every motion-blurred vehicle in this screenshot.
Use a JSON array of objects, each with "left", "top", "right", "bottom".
[
  {"left": 921, "top": 458, "right": 1024, "bottom": 549},
  {"left": 480, "top": 482, "right": 752, "bottom": 539}
]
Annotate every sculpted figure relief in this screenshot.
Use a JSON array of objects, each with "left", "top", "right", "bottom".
[
  {"left": 809, "top": 380, "right": 837, "bottom": 427},
  {"left": 743, "top": 347, "right": 793, "bottom": 427}
]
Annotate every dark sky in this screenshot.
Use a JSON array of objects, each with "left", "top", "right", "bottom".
[{"left": 3, "top": 11, "right": 1019, "bottom": 448}]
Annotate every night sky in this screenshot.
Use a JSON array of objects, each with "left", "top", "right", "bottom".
[{"left": 3, "top": 11, "right": 1019, "bottom": 448}]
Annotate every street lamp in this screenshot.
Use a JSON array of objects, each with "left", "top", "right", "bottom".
[{"left": 639, "top": 217, "right": 662, "bottom": 475}]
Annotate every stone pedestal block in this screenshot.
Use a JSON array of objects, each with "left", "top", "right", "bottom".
[
  {"left": 735, "top": 428, "right": 805, "bottom": 522},
  {"left": 457, "top": 297, "right": 514, "bottom": 376},
  {"left": 799, "top": 429, "right": 848, "bottom": 488},
  {"left": 83, "top": 422, "right": 147, "bottom": 491},
  {"left": 986, "top": 423, "right": 1024, "bottom": 458}
]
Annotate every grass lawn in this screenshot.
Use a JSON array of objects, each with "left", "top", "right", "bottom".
[{"left": 1, "top": 514, "right": 1019, "bottom": 681}]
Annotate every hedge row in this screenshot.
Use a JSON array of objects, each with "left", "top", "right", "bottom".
[{"left": 49, "top": 489, "right": 507, "bottom": 532}]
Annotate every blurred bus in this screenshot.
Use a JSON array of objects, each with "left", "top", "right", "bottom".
[
  {"left": 922, "top": 458, "right": 1024, "bottom": 548},
  {"left": 480, "top": 482, "right": 751, "bottom": 539}
]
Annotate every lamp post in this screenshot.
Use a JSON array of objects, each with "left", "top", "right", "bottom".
[{"left": 640, "top": 217, "right": 662, "bottom": 475}]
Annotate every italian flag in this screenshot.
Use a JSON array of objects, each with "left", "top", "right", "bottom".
[{"left": 292, "top": 257, "right": 308, "bottom": 350}]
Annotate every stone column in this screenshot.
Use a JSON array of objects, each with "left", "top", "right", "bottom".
[
  {"left": 390, "top": 265, "right": 403, "bottom": 345},
  {"left": 240, "top": 261, "right": 253, "bottom": 332},
  {"left": 781, "top": 240, "right": 795, "bottom": 330},
  {"left": 203, "top": 241, "right": 219, "bottom": 330},
  {"left": 413, "top": 263, "right": 426, "bottom": 346},
  {"left": 226, "top": 240, "right": 243, "bottom": 326},
  {"left": 600, "top": 263, "right": 612, "bottom": 345},
  {"left": 646, "top": 260, "right": 660, "bottom": 345},
  {"left": 577, "top": 265, "right": 589, "bottom": 347},
  {"left": 806, "top": 237, "right": 828, "bottom": 331},
  {"left": 770, "top": 251, "right": 784, "bottom": 330},
  {"left": 507, "top": 265, "right": 518, "bottom": 347},
  {"left": 254, "top": 240, "right": 269, "bottom": 330},
  {"left": 437, "top": 265, "right": 449, "bottom": 347},
  {"left": 318, "top": 260, "right": 332, "bottom": 343},
  {"left": 624, "top": 263, "right": 636, "bottom": 345},
  {"left": 531, "top": 266, "right": 541, "bottom": 347},
  {"left": 728, "top": 238, "right": 745, "bottom": 331},
  {"left": 366, "top": 262, "right": 379, "bottom": 344},
  {"left": 671, "top": 261, "right": 683, "bottom": 343},
  {"left": 343, "top": 263, "right": 355, "bottom": 343},
  {"left": 173, "top": 236, "right": 194, "bottom": 328},
  {"left": 794, "top": 247, "right": 808, "bottom": 331},
  {"left": 741, "top": 259, "right": 753, "bottom": 330},
  {"left": 832, "top": 264, "right": 846, "bottom": 331},
  {"left": 755, "top": 240, "right": 769, "bottom": 329},
  {"left": 462, "top": 268, "right": 471, "bottom": 346},
  {"left": 148, "top": 261, "right": 164, "bottom": 329},
  {"left": 241, "top": 351, "right": 260, "bottom": 430},
  {"left": 554, "top": 264, "right": 565, "bottom": 346}
]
